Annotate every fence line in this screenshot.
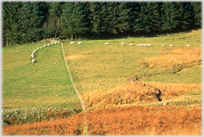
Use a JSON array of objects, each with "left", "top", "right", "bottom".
[{"left": 60, "top": 42, "right": 87, "bottom": 112}]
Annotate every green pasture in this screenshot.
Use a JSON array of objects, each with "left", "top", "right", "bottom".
[
  {"left": 2, "top": 29, "right": 202, "bottom": 110},
  {"left": 3, "top": 42, "right": 82, "bottom": 109}
]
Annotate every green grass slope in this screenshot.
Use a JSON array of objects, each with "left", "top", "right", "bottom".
[{"left": 3, "top": 43, "right": 82, "bottom": 109}]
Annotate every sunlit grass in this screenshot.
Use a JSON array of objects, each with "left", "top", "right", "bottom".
[
  {"left": 3, "top": 42, "right": 82, "bottom": 109},
  {"left": 63, "top": 29, "right": 201, "bottom": 111}
]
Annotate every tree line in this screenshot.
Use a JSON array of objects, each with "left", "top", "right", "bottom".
[{"left": 3, "top": 2, "right": 201, "bottom": 47}]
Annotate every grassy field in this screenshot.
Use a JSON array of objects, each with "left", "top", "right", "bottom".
[
  {"left": 3, "top": 42, "right": 82, "bottom": 109},
  {"left": 63, "top": 29, "right": 202, "bottom": 111},
  {"left": 2, "top": 29, "right": 202, "bottom": 135}
]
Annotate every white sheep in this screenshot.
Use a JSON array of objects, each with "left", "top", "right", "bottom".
[
  {"left": 104, "top": 42, "right": 109, "bottom": 45},
  {"left": 161, "top": 44, "right": 165, "bottom": 46},
  {"left": 169, "top": 44, "right": 174, "bottom": 47},
  {"left": 32, "top": 59, "right": 36, "bottom": 63},
  {"left": 78, "top": 42, "right": 82, "bottom": 44},
  {"left": 40, "top": 46, "right": 43, "bottom": 49},
  {"left": 48, "top": 43, "right": 50, "bottom": 46},
  {"left": 147, "top": 44, "right": 151, "bottom": 46},
  {"left": 31, "top": 54, "right": 34, "bottom": 58},
  {"left": 33, "top": 49, "right": 36, "bottom": 52},
  {"left": 129, "top": 43, "right": 134, "bottom": 46},
  {"left": 121, "top": 42, "right": 125, "bottom": 45},
  {"left": 55, "top": 42, "right": 57, "bottom": 44},
  {"left": 51, "top": 43, "right": 53, "bottom": 45},
  {"left": 44, "top": 45, "right": 46, "bottom": 47},
  {"left": 70, "top": 42, "right": 74, "bottom": 44},
  {"left": 186, "top": 45, "right": 190, "bottom": 47},
  {"left": 37, "top": 47, "right": 39, "bottom": 50},
  {"left": 137, "top": 44, "right": 141, "bottom": 46}
]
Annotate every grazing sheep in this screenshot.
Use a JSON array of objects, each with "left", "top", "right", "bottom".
[
  {"left": 169, "top": 44, "right": 174, "bottom": 47},
  {"left": 104, "top": 42, "right": 109, "bottom": 45},
  {"left": 129, "top": 43, "right": 134, "bottom": 46},
  {"left": 51, "top": 43, "right": 53, "bottom": 45},
  {"left": 32, "top": 59, "right": 36, "bottom": 63},
  {"left": 70, "top": 42, "right": 74, "bottom": 44},
  {"left": 137, "top": 44, "right": 141, "bottom": 46},
  {"left": 44, "top": 45, "right": 46, "bottom": 47},
  {"left": 37, "top": 47, "right": 39, "bottom": 50},
  {"left": 31, "top": 54, "right": 34, "bottom": 58},
  {"left": 55, "top": 42, "right": 57, "bottom": 44},
  {"left": 161, "top": 44, "right": 165, "bottom": 46},
  {"left": 33, "top": 49, "right": 36, "bottom": 52},
  {"left": 48, "top": 43, "right": 50, "bottom": 46},
  {"left": 147, "top": 44, "right": 151, "bottom": 46},
  {"left": 186, "top": 45, "right": 190, "bottom": 47},
  {"left": 78, "top": 42, "right": 82, "bottom": 44},
  {"left": 121, "top": 42, "right": 125, "bottom": 45},
  {"left": 40, "top": 46, "right": 43, "bottom": 49}
]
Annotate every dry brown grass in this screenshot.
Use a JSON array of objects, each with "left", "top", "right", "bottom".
[
  {"left": 138, "top": 47, "right": 201, "bottom": 68},
  {"left": 3, "top": 105, "right": 201, "bottom": 135},
  {"left": 82, "top": 81, "right": 201, "bottom": 111},
  {"left": 86, "top": 105, "right": 201, "bottom": 135},
  {"left": 66, "top": 55, "right": 87, "bottom": 60}
]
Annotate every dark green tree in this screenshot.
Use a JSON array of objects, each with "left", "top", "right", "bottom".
[
  {"left": 47, "top": 2, "right": 63, "bottom": 38},
  {"left": 134, "top": 2, "right": 151, "bottom": 33},
  {"left": 18, "top": 2, "right": 44, "bottom": 43},
  {"left": 160, "top": 2, "right": 179, "bottom": 32},
  {"left": 146, "top": 2, "right": 161, "bottom": 32},
  {"left": 89, "top": 2, "right": 102, "bottom": 36},
  {"left": 115, "top": 2, "right": 131, "bottom": 34},
  {"left": 176, "top": 2, "right": 194, "bottom": 30},
  {"left": 3, "top": 2, "right": 22, "bottom": 47},
  {"left": 60, "top": 2, "right": 89, "bottom": 40},
  {"left": 191, "top": 2, "right": 202, "bottom": 27}
]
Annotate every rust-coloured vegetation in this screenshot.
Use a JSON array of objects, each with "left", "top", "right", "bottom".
[
  {"left": 3, "top": 105, "right": 201, "bottom": 135},
  {"left": 3, "top": 113, "right": 85, "bottom": 135},
  {"left": 82, "top": 81, "right": 201, "bottom": 111}
]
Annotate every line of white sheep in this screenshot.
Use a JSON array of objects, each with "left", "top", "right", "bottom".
[
  {"left": 31, "top": 42, "right": 57, "bottom": 63},
  {"left": 137, "top": 44, "right": 151, "bottom": 46}
]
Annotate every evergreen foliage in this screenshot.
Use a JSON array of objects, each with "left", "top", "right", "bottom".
[
  {"left": 18, "top": 2, "right": 44, "bottom": 43},
  {"left": 2, "top": 1, "right": 202, "bottom": 46},
  {"left": 61, "top": 2, "right": 89, "bottom": 40},
  {"left": 3, "top": 2, "right": 22, "bottom": 47}
]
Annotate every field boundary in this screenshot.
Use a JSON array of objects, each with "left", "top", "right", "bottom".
[
  {"left": 60, "top": 42, "right": 86, "bottom": 112},
  {"left": 60, "top": 42, "right": 88, "bottom": 135}
]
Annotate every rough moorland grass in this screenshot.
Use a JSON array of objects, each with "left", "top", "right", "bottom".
[
  {"left": 3, "top": 42, "right": 82, "bottom": 109},
  {"left": 63, "top": 29, "right": 201, "bottom": 96}
]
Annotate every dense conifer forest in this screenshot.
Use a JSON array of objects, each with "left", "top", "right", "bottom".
[{"left": 3, "top": 2, "right": 201, "bottom": 47}]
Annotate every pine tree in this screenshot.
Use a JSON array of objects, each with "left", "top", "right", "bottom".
[
  {"left": 191, "top": 2, "right": 202, "bottom": 27},
  {"left": 116, "top": 2, "right": 131, "bottom": 34},
  {"left": 89, "top": 2, "right": 102, "bottom": 36},
  {"left": 48, "top": 2, "right": 63, "bottom": 38},
  {"left": 135, "top": 2, "right": 151, "bottom": 33},
  {"left": 160, "top": 2, "right": 179, "bottom": 32},
  {"left": 18, "top": 2, "right": 44, "bottom": 43},
  {"left": 128, "top": 2, "right": 140, "bottom": 33},
  {"left": 146, "top": 2, "right": 161, "bottom": 33},
  {"left": 61, "top": 2, "right": 89, "bottom": 40},
  {"left": 3, "top": 2, "right": 22, "bottom": 47}
]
